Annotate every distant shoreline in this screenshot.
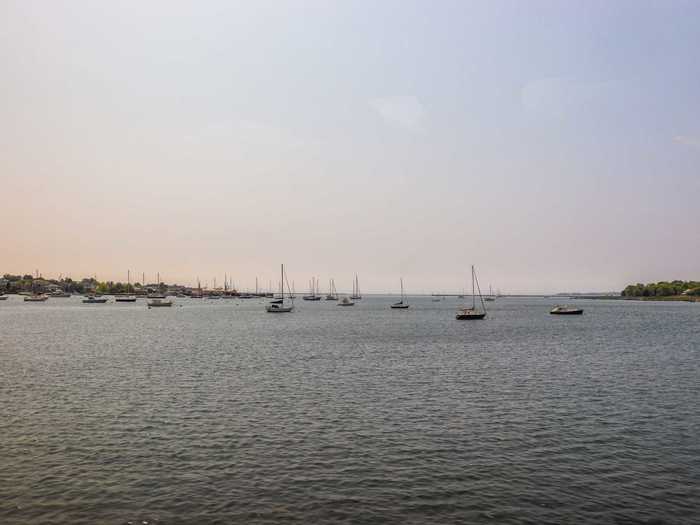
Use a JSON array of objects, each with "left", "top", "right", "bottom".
[{"left": 576, "top": 295, "right": 700, "bottom": 303}]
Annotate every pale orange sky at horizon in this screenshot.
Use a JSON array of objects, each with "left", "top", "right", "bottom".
[{"left": 2, "top": 1, "right": 699, "bottom": 294}]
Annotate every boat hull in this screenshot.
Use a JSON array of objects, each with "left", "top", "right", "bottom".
[
  {"left": 266, "top": 306, "right": 293, "bottom": 313},
  {"left": 391, "top": 304, "right": 410, "bottom": 309},
  {"left": 456, "top": 313, "right": 486, "bottom": 320},
  {"left": 550, "top": 309, "right": 583, "bottom": 315},
  {"left": 148, "top": 302, "right": 173, "bottom": 307},
  {"left": 115, "top": 297, "right": 137, "bottom": 302},
  {"left": 302, "top": 296, "right": 321, "bottom": 301}
]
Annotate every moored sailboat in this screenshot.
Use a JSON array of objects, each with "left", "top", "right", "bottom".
[
  {"left": 266, "top": 264, "right": 294, "bottom": 313},
  {"left": 303, "top": 277, "right": 321, "bottom": 301},
  {"left": 350, "top": 274, "right": 362, "bottom": 300},
  {"left": 456, "top": 266, "right": 487, "bottom": 320},
  {"left": 115, "top": 270, "right": 137, "bottom": 302},
  {"left": 390, "top": 278, "right": 410, "bottom": 309},
  {"left": 325, "top": 279, "right": 338, "bottom": 301}
]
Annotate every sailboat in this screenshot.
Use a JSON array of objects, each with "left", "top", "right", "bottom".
[
  {"left": 350, "top": 274, "right": 362, "bottom": 300},
  {"left": 266, "top": 264, "right": 294, "bottom": 313},
  {"left": 456, "top": 266, "right": 487, "bottom": 320},
  {"left": 116, "top": 271, "right": 137, "bottom": 302},
  {"left": 325, "top": 279, "right": 338, "bottom": 301},
  {"left": 390, "top": 278, "right": 410, "bottom": 309},
  {"left": 303, "top": 277, "right": 321, "bottom": 301},
  {"left": 484, "top": 284, "right": 496, "bottom": 302},
  {"left": 148, "top": 273, "right": 166, "bottom": 299}
]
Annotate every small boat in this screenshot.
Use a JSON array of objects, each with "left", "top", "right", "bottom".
[
  {"left": 50, "top": 291, "right": 71, "bottom": 298},
  {"left": 148, "top": 298, "right": 173, "bottom": 307},
  {"left": 484, "top": 285, "right": 496, "bottom": 302},
  {"left": 0, "top": 294, "right": 8, "bottom": 301},
  {"left": 24, "top": 294, "right": 49, "bottom": 302},
  {"left": 350, "top": 274, "right": 362, "bottom": 300},
  {"left": 337, "top": 296, "right": 355, "bottom": 306},
  {"left": 390, "top": 278, "right": 410, "bottom": 309},
  {"left": 83, "top": 295, "right": 108, "bottom": 304},
  {"left": 456, "top": 266, "right": 487, "bottom": 320},
  {"left": 550, "top": 305, "right": 583, "bottom": 315},
  {"left": 266, "top": 264, "right": 294, "bottom": 313}
]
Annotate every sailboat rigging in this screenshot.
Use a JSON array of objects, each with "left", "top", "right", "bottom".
[
  {"left": 390, "top": 278, "right": 410, "bottom": 309},
  {"left": 266, "top": 264, "right": 294, "bottom": 313},
  {"left": 456, "top": 265, "right": 487, "bottom": 320}
]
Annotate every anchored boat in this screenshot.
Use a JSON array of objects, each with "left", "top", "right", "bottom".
[
  {"left": 390, "top": 278, "right": 410, "bottom": 309},
  {"left": 550, "top": 305, "right": 583, "bottom": 315},
  {"left": 456, "top": 266, "right": 487, "bottom": 320},
  {"left": 266, "top": 264, "right": 294, "bottom": 313}
]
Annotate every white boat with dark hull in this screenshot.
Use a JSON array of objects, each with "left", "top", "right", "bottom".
[
  {"left": 390, "top": 278, "right": 410, "bottom": 309},
  {"left": 456, "top": 266, "right": 487, "bottom": 320},
  {"left": 266, "top": 264, "right": 294, "bottom": 313},
  {"left": 337, "top": 296, "right": 355, "bottom": 306},
  {"left": 148, "top": 298, "right": 173, "bottom": 307},
  {"left": 0, "top": 294, "right": 8, "bottom": 301},
  {"left": 83, "top": 295, "right": 108, "bottom": 304},
  {"left": 550, "top": 305, "right": 583, "bottom": 315}
]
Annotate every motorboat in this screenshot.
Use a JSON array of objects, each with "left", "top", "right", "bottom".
[
  {"left": 83, "top": 295, "right": 108, "bottom": 304},
  {"left": 550, "top": 305, "right": 583, "bottom": 315}
]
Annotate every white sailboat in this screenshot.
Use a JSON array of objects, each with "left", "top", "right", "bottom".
[
  {"left": 456, "top": 265, "right": 487, "bottom": 320},
  {"left": 390, "top": 278, "right": 410, "bottom": 309},
  {"left": 325, "top": 279, "right": 338, "bottom": 301},
  {"left": 115, "top": 270, "right": 137, "bottom": 302},
  {"left": 266, "top": 264, "right": 294, "bottom": 313},
  {"left": 350, "top": 274, "right": 362, "bottom": 300},
  {"left": 303, "top": 277, "right": 321, "bottom": 301}
]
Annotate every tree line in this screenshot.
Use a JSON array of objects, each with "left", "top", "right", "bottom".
[
  {"left": 621, "top": 280, "right": 700, "bottom": 297},
  {"left": 1, "top": 274, "right": 168, "bottom": 294}
]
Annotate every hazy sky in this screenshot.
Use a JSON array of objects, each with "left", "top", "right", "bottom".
[{"left": 2, "top": 1, "right": 699, "bottom": 293}]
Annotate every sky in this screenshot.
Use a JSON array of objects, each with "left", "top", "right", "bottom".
[{"left": 1, "top": 0, "right": 699, "bottom": 294}]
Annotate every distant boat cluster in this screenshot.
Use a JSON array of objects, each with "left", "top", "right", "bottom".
[{"left": 0, "top": 265, "right": 585, "bottom": 317}]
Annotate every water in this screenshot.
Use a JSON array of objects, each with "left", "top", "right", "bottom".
[{"left": 1, "top": 296, "right": 698, "bottom": 524}]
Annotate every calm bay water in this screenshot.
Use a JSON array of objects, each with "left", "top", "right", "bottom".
[{"left": 1, "top": 295, "right": 699, "bottom": 524}]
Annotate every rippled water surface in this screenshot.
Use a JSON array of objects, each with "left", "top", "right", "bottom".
[{"left": 1, "top": 295, "right": 699, "bottom": 524}]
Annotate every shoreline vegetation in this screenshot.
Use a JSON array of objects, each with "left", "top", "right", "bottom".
[
  {"left": 2, "top": 274, "right": 699, "bottom": 302},
  {"left": 0, "top": 274, "right": 198, "bottom": 296},
  {"left": 579, "top": 280, "right": 700, "bottom": 302}
]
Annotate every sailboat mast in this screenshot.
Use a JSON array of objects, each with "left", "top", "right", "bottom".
[{"left": 472, "top": 266, "right": 476, "bottom": 309}]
